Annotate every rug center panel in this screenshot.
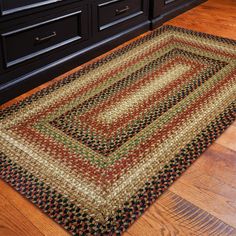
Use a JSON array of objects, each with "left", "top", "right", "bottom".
[{"left": 48, "top": 48, "right": 226, "bottom": 156}]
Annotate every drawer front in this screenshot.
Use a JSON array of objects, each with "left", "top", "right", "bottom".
[
  {"left": 97, "top": 0, "right": 145, "bottom": 31},
  {"left": 1, "top": 8, "right": 86, "bottom": 68},
  {"left": 0, "top": 0, "right": 63, "bottom": 15},
  {"left": 0, "top": 0, "right": 62, "bottom": 15}
]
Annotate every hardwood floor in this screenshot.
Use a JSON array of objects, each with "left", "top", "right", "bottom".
[{"left": 0, "top": 0, "right": 236, "bottom": 235}]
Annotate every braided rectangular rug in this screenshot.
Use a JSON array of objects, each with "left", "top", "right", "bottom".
[{"left": 0, "top": 25, "right": 236, "bottom": 235}]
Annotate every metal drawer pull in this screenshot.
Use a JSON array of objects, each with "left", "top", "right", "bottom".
[
  {"left": 35, "top": 31, "right": 57, "bottom": 42},
  {"left": 115, "top": 6, "right": 130, "bottom": 15}
]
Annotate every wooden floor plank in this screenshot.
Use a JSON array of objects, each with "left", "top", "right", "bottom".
[
  {"left": 216, "top": 126, "right": 236, "bottom": 152},
  {"left": 170, "top": 143, "right": 236, "bottom": 228},
  {"left": 233, "top": 120, "right": 236, "bottom": 127},
  {"left": 165, "top": 0, "right": 236, "bottom": 39},
  {"left": 124, "top": 191, "right": 236, "bottom": 236},
  {"left": 0, "top": 193, "right": 44, "bottom": 236}
]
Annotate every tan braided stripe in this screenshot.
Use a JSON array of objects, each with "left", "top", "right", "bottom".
[{"left": 0, "top": 25, "right": 236, "bottom": 235}]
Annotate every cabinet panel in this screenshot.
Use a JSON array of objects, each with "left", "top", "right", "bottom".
[
  {"left": 2, "top": 10, "right": 83, "bottom": 68},
  {"left": 0, "top": 0, "right": 63, "bottom": 15},
  {"left": 93, "top": 0, "right": 149, "bottom": 40},
  {"left": 0, "top": 2, "right": 90, "bottom": 88},
  {"left": 98, "top": 0, "right": 144, "bottom": 31}
]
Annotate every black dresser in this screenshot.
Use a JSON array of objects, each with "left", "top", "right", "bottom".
[{"left": 0, "top": 0, "right": 205, "bottom": 104}]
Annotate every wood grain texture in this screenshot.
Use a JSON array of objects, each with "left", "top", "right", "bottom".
[
  {"left": 0, "top": 193, "right": 44, "bottom": 236},
  {"left": 169, "top": 143, "right": 236, "bottom": 228},
  {"left": 165, "top": 0, "right": 236, "bottom": 40},
  {"left": 0, "top": 0, "right": 236, "bottom": 235},
  {"left": 125, "top": 191, "right": 236, "bottom": 236},
  {"left": 216, "top": 126, "right": 236, "bottom": 152}
]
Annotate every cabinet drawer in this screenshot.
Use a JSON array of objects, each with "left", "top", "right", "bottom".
[
  {"left": 97, "top": 0, "right": 144, "bottom": 31},
  {"left": 1, "top": 9, "right": 85, "bottom": 68},
  {"left": 0, "top": 0, "right": 63, "bottom": 15}
]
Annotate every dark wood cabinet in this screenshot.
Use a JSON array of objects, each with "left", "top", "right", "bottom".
[
  {"left": 0, "top": 1, "right": 92, "bottom": 93},
  {"left": 0, "top": 0, "right": 150, "bottom": 104},
  {"left": 0, "top": 0, "right": 205, "bottom": 104}
]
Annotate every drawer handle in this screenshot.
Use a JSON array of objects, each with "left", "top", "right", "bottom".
[
  {"left": 35, "top": 31, "right": 57, "bottom": 43},
  {"left": 115, "top": 6, "right": 130, "bottom": 15}
]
